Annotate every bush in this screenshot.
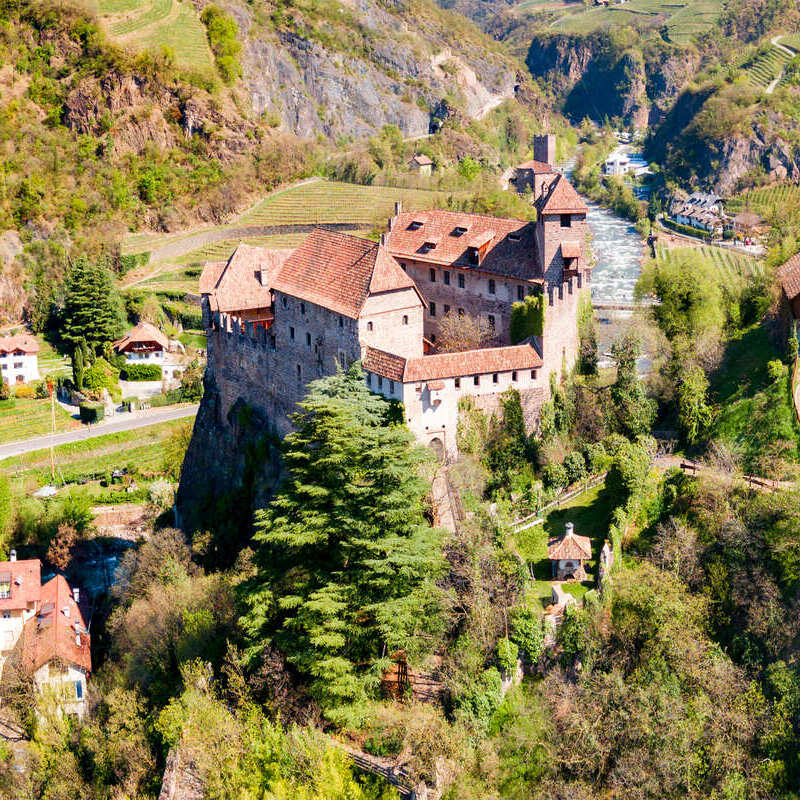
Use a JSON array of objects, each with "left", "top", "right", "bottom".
[
  {"left": 0, "top": 380, "right": 9, "bottom": 401},
  {"left": 510, "top": 606, "right": 545, "bottom": 664},
  {"left": 79, "top": 402, "right": 105, "bottom": 423},
  {"left": 454, "top": 668, "right": 503, "bottom": 732},
  {"left": 585, "top": 442, "right": 610, "bottom": 474},
  {"left": 149, "top": 389, "right": 182, "bottom": 407},
  {"left": 607, "top": 440, "right": 650, "bottom": 503},
  {"left": 84, "top": 357, "right": 120, "bottom": 394},
  {"left": 34, "top": 380, "right": 49, "bottom": 399},
  {"left": 13, "top": 384, "right": 34, "bottom": 399},
  {"left": 563, "top": 451, "right": 587, "bottom": 484},
  {"left": 542, "top": 462, "right": 568, "bottom": 490},
  {"left": 496, "top": 638, "right": 519, "bottom": 673},
  {"left": 121, "top": 363, "right": 162, "bottom": 381}
]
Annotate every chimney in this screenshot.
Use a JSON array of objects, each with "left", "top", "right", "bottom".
[
  {"left": 258, "top": 269, "right": 269, "bottom": 287},
  {"left": 9, "top": 550, "right": 16, "bottom": 562},
  {"left": 380, "top": 232, "right": 387, "bottom": 246},
  {"left": 73, "top": 587, "right": 80, "bottom": 604},
  {"left": 533, "top": 133, "right": 556, "bottom": 167},
  {"left": 565, "top": 522, "right": 574, "bottom": 536}
]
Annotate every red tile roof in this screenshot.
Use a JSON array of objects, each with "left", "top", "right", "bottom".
[
  {"left": 0, "top": 559, "right": 41, "bottom": 611},
  {"left": 363, "top": 346, "right": 406, "bottom": 382},
  {"left": 404, "top": 344, "right": 542, "bottom": 381},
  {"left": 113, "top": 322, "right": 170, "bottom": 353},
  {"left": 410, "top": 154, "right": 433, "bottom": 166},
  {"left": 386, "top": 210, "right": 541, "bottom": 280},
  {"left": 22, "top": 575, "right": 91, "bottom": 674},
  {"left": 548, "top": 530, "right": 592, "bottom": 561},
  {"left": 516, "top": 160, "right": 557, "bottom": 173},
  {"left": 363, "top": 344, "right": 544, "bottom": 383},
  {"left": 274, "top": 229, "right": 420, "bottom": 318},
  {"left": 202, "top": 244, "right": 290, "bottom": 313},
  {"left": 539, "top": 174, "right": 588, "bottom": 215},
  {"left": 778, "top": 253, "right": 800, "bottom": 303},
  {"left": 0, "top": 334, "right": 39, "bottom": 355}
]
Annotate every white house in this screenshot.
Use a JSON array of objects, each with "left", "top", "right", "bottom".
[
  {"left": 113, "top": 322, "right": 170, "bottom": 364},
  {"left": 0, "top": 334, "right": 40, "bottom": 385},
  {"left": 0, "top": 554, "right": 91, "bottom": 717}
]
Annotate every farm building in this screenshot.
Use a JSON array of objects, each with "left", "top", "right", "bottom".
[{"left": 408, "top": 154, "right": 434, "bottom": 176}]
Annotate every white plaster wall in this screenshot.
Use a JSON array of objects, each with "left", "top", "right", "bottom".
[{"left": 0, "top": 352, "right": 39, "bottom": 384}]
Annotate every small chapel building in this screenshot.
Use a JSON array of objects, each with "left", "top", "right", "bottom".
[{"left": 547, "top": 522, "right": 592, "bottom": 581}]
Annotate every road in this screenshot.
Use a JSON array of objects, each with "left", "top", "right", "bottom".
[
  {"left": 767, "top": 35, "right": 795, "bottom": 95},
  {"left": 0, "top": 404, "right": 198, "bottom": 461}
]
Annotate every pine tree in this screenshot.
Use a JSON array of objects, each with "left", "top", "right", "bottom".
[
  {"left": 242, "top": 364, "right": 447, "bottom": 724},
  {"left": 61, "top": 257, "right": 126, "bottom": 356}
]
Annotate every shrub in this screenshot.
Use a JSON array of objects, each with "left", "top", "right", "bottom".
[
  {"left": 34, "top": 380, "right": 49, "bottom": 399},
  {"left": 454, "top": 668, "right": 503, "bottom": 732},
  {"left": 121, "top": 363, "right": 162, "bottom": 381},
  {"left": 84, "top": 357, "right": 120, "bottom": 394},
  {"left": 564, "top": 451, "right": 588, "bottom": 484},
  {"left": 496, "top": 638, "right": 519, "bottom": 673},
  {"left": 510, "top": 607, "right": 545, "bottom": 664},
  {"left": 542, "top": 461, "right": 568, "bottom": 490},
  {"left": 13, "top": 384, "right": 34, "bottom": 399},
  {"left": 607, "top": 440, "right": 650, "bottom": 503},
  {"left": 0, "top": 380, "right": 9, "bottom": 401},
  {"left": 585, "top": 442, "right": 610, "bottom": 474},
  {"left": 149, "top": 480, "right": 175, "bottom": 509},
  {"left": 79, "top": 402, "right": 105, "bottom": 423},
  {"left": 149, "top": 389, "right": 182, "bottom": 407}
]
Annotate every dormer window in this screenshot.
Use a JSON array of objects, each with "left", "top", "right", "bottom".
[
  {"left": 452, "top": 226, "right": 468, "bottom": 236},
  {"left": 409, "top": 220, "right": 424, "bottom": 230},
  {"left": 467, "top": 247, "right": 479, "bottom": 265},
  {"left": 421, "top": 241, "right": 437, "bottom": 253}
]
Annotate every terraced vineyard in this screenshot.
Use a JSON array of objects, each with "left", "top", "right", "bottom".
[
  {"left": 654, "top": 244, "right": 764, "bottom": 290},
  {"left": 744, "top": 45, "right": 794, "bottom": 87},
  {"left": 549, "top": 0, "right": 721, "bottom": 42},
  {"left": 98, "top": 0, "right": 214, "bottom": 74},
  {"left": 726, "top": 183, "right": 800, "bottom": 218},
  {"left": 0, "top": 397, "right": 80, "bottom": 446}
]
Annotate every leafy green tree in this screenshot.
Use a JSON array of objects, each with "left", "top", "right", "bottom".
[
  {"left": 61, "top": 257, "right": 126, "bottom": 357},
  {"left": 242, "top": 365, "right": 447, "bottom": 724},
  {"left": 609, "top": 332, "right": 655, "bottom": 438},
  {"left": 606, "top": 439, "right": 650, "bottom": 503},
  {"left": 485, "top": 389, "right": 528, "bottom": 485},
  {"left": 677, "top": 363, "right": 713, "bottom": 445}
]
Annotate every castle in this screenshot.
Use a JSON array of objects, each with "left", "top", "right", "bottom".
[{"left": 197, "top": 154, "right": 589, "bottom": 460}]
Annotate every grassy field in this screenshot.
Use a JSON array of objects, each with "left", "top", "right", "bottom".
[
  {"left": 97, "top": 0, "right": 214, "bottom": 75},
  {"left": 710, "top": 324, "right": 800, "bottom": 472},
  {"left": 0, "top": 418, "right": 191, "bottom": 497},
  {"left": 514, "top": 483, "right": 616, "bottom": 608},
  {"left": 547, "top": 0, "right": 721, "bottom": 43},
  {"left": 0, "top": 397, "right": 80, "bottom": 445},
  {"left": 654, "top": 244, "right": 764, "bottom": 291}
]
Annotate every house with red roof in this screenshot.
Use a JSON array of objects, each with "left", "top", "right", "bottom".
[
  {"left": 0, "top": 333, "right": 40, "bottom": 386},
  {"left": 0, "top": 553, "right": 91, "bottom": 717}
]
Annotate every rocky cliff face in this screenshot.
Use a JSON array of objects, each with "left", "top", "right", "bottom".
[
  {"left": 223, "top": 0, "right": 517, "bottom": 139},
  {"left": 525, "top": 32, "right": 696, "bottom": 129}
]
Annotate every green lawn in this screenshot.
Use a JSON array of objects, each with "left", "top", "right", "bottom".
[
  {"left": 0, "top": 417, "right": 192, "bottom": 497},
  {"left": 654, "top": 244, "right": 764, "bottom": 293},
  {"left": 709, "top": 324, "right": 800, "bottom": 472},
  {"left": 179, "top": 330, "right": 207, "bottom": 349},
  {"left": 0, "top": 397, "right": 80, "bottom": 445},
  {"left": 515, "top": 483, "right": 616, "bottom": 608}
]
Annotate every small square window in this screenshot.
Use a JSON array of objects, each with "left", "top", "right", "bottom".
[
  {"left": 389, "top": 380, "right": 394, "bottom": 393},
  {"left": 512, "top": 371, "right": 518, "bottom": 382},
  {"left": 517, "top": 286, "right": 524, "bottom": 301},
  {"left": 367, "top": 321, "right": 373, "bottom": 332},
  {"left": 560, "top": 214, "right": 571, "bottom": 228},
  {"left": 300, "top": 302, "right": 306, "bottom": 314},
  {"left": 454, "top": 377, "right": 460, "bottom": 389},
  {"left": 296, "top": 364, "right": 302, "bottom": 380},
  {"left": 289, "top": 327, "right": 295, "bottom": 340},
  {"left": 493, "top": 373, "right": 499, "bottom": 384},
  {"left": 306, "top": 332, "right": 311, "bottom": 346},
  {"left": 473, "top": 375, "right": 479, "bottom": 386},
  {"left": 488, "top": 279, "right": 496, "bottom": 294},
  {"left": 402, "top": 315, "right": 408, "bottom": 325},
  {"left": 531, "top": 369, "right": 537, "bottom": 379},
  {"left": 429, "top": 268, "right": 436, "bottom": 282},
  {"left": 431, "top": 334, "right": 436, "bottom": 343},
  {"left": 282, "top": 296, "right": 288, "bottom": 308},
  {"left": 444, "top": 304, "right": 450, "bottom": 315},
  {"left": 378, "top": 375, "right": 383, "bottom": 388},
  {"left": 458, "top": 274, "right": 465, "bottom": 289},
  {"left": 339, "top": 317, "right": 344, "bottom": 328},
  {"left": 75, "top": 681, "right": 83, "bottom": 700},
  {"left": 430, "top": 302, "right": 436, "bottom": 317},
  {"left": 488, "top": 315, "right": 495, "bottom": 330},
  {"left": 444, "top": 271, "right": 451, "bottom": 285}
]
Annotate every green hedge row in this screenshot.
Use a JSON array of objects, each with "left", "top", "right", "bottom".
[
  {"left": 79, "top": 402, "right": 105, "bottom": 423},
  {"left": 121, "top": 363, "right": 162, "bottom": 381}
]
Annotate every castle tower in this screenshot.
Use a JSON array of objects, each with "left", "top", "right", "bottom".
[{"left": 533, "top": 134, "right": 556, "bottom": 167}]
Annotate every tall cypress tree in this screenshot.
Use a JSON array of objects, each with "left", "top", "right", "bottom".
[
  {"left": 242, "top": 365, "right": 447, "bottom": 724},
  {"left": 61, "top": 257, "right": 126, "bottom": 355}
]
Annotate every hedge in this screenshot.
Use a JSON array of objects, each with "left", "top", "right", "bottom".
[
  {"left": 79, "top": 402, "right": 105, "bottom": 423},
  {"left": 149, "top": 389, "right": 182, "bottom": 407},
  {"left": 121, "top": 363, "right": 162, "bottom": 381}
]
